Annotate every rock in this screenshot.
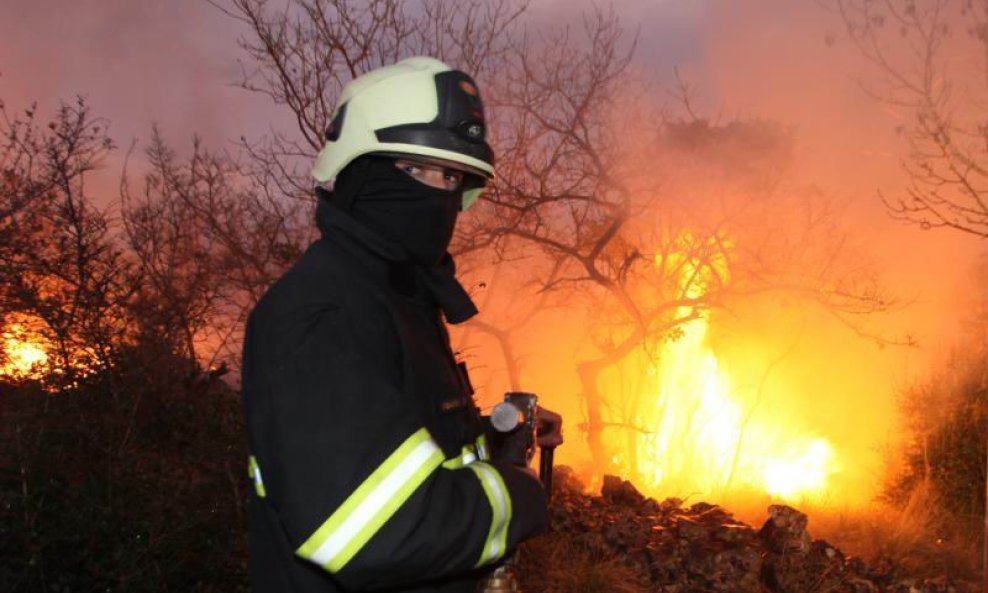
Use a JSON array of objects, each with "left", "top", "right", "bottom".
[
  {"left": 758, "top": 505, "right": 812, "bottom": 554},
  {"left": 659, "top": 497, "right": 684, "bottom": 513},
  {"left": 517, "top": 466, "right": 978, "bottom": 593},
  {"left": 601, "top": 474, "right": 647, "bottom": 507}
]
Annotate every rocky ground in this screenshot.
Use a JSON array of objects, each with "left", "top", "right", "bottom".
[{"left": 515, "top": 469, "right": 979, "bottom": 593}]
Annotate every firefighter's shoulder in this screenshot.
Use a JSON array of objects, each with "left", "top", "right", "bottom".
[{"left": 248, "top": 239, "right": 396, "bottom": 366}]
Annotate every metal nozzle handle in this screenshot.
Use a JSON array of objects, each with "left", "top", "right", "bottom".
[
  {"left": 491, "top": 401, "right": 523, "bottom": 432},
  {"left": 540, "top": 446, "right": 555, "bottom": 503}
]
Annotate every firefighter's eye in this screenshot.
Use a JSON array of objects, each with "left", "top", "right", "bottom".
[
  {"left": 443, "top": 170, "right": 464, "bottom": 190},
  {"left": 395, "top": 159, "right": 463, "bottom": 191}
]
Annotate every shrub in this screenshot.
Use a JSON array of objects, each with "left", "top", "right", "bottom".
[
  {"left": 883, "top": 342, "right": 987, "bottom": 577},
  {"left": 0, "top": 348, "right": 248, "bottom": 593}
]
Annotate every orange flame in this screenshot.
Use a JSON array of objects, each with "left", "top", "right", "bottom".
[
  {"left": 608, "top": 237, "right": 840, "bottom": 503},
  {"left": 1, "top": 315, "right": 52, "bottom": 381},
  {"left": 0, "top": 313, "right": 98, "bottom": 386},
  {"left": 632, "top": 312, "right": 838, "bottom": 501}
]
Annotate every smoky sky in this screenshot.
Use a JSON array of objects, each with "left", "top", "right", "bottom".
[
  {"left": 1, "top": 0, "right": 982, "bottom": 369},
  {"left": 0, "top": 0, "right": 886, "bottom": 182},
  {"left": 0, "top": 0, "right": 281, "bottom": 149},
  {"left": 0, "top": 0, "right": 709, "bottom": 147}
]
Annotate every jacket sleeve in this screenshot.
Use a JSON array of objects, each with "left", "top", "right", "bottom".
[{"left": 246, "top": 305, "right": 548, "bottom": 591}]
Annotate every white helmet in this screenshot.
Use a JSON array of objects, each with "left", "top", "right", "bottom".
[{"left": 312, "top": 56, "right": 494, "bottom": 210}]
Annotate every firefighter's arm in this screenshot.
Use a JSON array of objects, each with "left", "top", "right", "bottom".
[{"left": 257, "top": 308, "right": 547, "bottom": 591}]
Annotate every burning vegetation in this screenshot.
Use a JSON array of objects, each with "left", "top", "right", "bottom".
[
  {"left": 0, "top": 312, "right": 103, "bottom": 387},
  {"left": 1, "top": 314, "right": 49, "bottom": 380}
]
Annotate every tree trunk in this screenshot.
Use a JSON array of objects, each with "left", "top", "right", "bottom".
[
  {"left": 577, "top": 360, "right": 610, "bottom": 478},
  {"left": 576, "top": 323, "right": 649, "bottom": 480},
  {"left": 469, "top": 319, "right": 522, "bottom": 392}
]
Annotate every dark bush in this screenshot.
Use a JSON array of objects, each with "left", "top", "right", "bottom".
[
  {"left": 884, "top": 342, "right": 987, "bottom": 575},
  {"left": 0, "top": 348, "right": 248, "bottom": 593}
]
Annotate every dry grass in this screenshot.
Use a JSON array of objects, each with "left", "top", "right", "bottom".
[
  {"left": 809, "top": 482, "right": 981, "bottom": 581},
  {"left": 515, "top": 531, "right": 651, "bottom": 593}
]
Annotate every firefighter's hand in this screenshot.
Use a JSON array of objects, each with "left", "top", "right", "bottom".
[
  {"left": 490, "top": 424, "right": 530, "bottom": 467},
  {"left": 536, "top": 406, "right": 563, "bottom": 448}
]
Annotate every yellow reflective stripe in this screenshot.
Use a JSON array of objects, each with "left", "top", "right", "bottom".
[
  {"left": 297, "top": 428, "right": 444, "bottom": 572},
  {"left": 467, "top": 461, "right": 511, "bottom": 567},
  {"left": 249, "top": 456, "right": 267, "bottom": 498},
  {"left": 441, "top": 444, "right": 478, "bottom": 469},
  {"left": 476, "top": 434, "right": 489, "bottom": 460}
]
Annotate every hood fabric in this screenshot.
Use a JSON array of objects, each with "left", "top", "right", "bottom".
[
  {"left": 315, "top": 165, "right": 478, "bottom": 324},
  {"left": 331, "top": 156, "right": 461, "bottom": 266}
]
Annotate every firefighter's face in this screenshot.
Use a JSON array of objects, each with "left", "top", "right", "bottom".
[{"left": 394, "top": 159, "right": 465, "bottom": 192}]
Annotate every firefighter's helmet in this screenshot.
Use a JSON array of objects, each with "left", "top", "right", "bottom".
[{"left": 312, "top": 56, "right": 494, "bottom": 210}]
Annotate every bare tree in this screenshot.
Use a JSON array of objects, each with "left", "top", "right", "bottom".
[
  {"left": 211, "top": 0, "right": 527, "bottom": 201},
  {"left": 825, "top": 3, "right": 988, "bottom": 580},
  {"left": 828, "top": 0, "right": 988, "bottom": 237},
  {"left": 478, "top": 9, "right": 896, "bottom": 476},
  {"left": 0, "top": 103, "right": 251, "bottom": 592},
  {"left": 121, "top": 129, "right": 228, "bottom": 369},
  {"left": 122, "top": 128, "right": 309, "bottom": 370},
  {"left": 0, "top": 97, "right": 131, "bottom": 382}
]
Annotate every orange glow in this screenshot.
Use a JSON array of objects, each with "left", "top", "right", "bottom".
[
  {"left": 630, "top": 310, "right": 838, "bottom": 502},
  {"left": 1, "top": 315, "right": 52, "bottom": 381},
  {"left": 4, "top": 336, "right": 48, "bottom": 373},
  {"left": 0, "top": 313, "right": 99, "bottom": 386},
  {"left": 439, "top": 0, "right": 982, "bottom": 522},
  {"left": 598, "top": 240, "right": 841, "bottom": 503},
  {"left": 453, "top": 212, "right": 922, "bottom": 512}
]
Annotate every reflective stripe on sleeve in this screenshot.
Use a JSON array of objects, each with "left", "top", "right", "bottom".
[
  {"left": 466, "top": 461, "right": 512, "bottom": 567},
  {"left": 249, "top": 455, "right": 267, "bottom": 498},
  {"left": 475, "top": 434, "right": 489, "bottom": 460},
  {"left": 296, "top": 427, "right": 445, "bottom": 572},
  {"left": 441, "top": 444, "right": 478, "bottom": 469}
]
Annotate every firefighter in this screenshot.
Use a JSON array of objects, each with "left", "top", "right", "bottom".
[{"left": 241, "top": 56, "right": 563, "bottom": 593}]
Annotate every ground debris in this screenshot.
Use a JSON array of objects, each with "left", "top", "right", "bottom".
[{"left": 523, "top": 469, "right": 977, "bottom": 593}]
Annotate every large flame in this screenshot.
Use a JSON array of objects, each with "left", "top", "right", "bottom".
[
  {"left": 609, "top": 240, "right": 840, "bottom": 503},
  {"left": 633, "top": 311, "right": 838, "bottom": 501}
]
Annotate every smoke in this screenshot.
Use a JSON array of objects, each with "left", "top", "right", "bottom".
[
  {"left": 0, "top": 0, "right": 284, "bottom": 201},
  {"left": 458, "top": 0, "right": 985, "bottom": 511}
]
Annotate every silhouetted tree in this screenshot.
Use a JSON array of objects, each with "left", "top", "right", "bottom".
[{"left": 0, "top": 97, "right": 129, "bottom": 383}]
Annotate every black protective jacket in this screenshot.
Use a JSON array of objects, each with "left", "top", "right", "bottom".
[{"left": 241, "top": 199, "right": 548, "bottom": 593}]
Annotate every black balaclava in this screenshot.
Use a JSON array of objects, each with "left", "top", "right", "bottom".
[
  {"left": 335, "top": 156, "right": 461, "bottom": 267},
  {"left": 320, "top": 156, "right": 478, "bottom": 323}
]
